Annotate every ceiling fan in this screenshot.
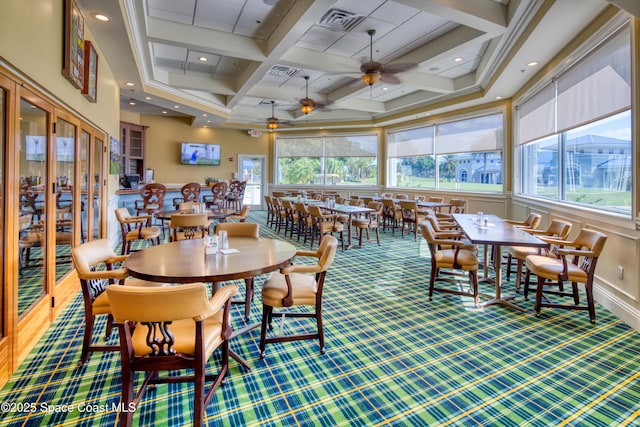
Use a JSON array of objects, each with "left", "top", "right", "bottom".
[
  {"left": 359, "top": 29, "right": 417, "bottom": 86},
  {"left": 298, "top": 76, "right": 330, "bottom": 115},
  {"left": 265, "top": 100, "right": 292, "bottom": 130}
]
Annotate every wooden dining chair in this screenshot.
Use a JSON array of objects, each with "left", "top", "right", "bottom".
[
  {"left": 308, "top": 205, "right": 344, "bottom": 251},
  {"left": 259, "top": 235, "right": 338, "bottom": 358},
  {"left": 524, "top": 229, "right": 607, "bottom": 323},
  {"left": 381, "top": 198, "right": 402, "bottom": 235},
  {"left": 419, "top": 221, "right": 479, "bottom": 306},
  {"left": 134, "top": 183, "right": 168, "bottom": 235},
  {"left": 399, "top": 200, "right": 424, "bottom": 240},
  {"left": 436, "top": 198, "right": 467, "bottom": 220},
  {"left": 71, "top": 239, "right": 166, "bottom": 366},
  {"left": 227, "top": 205, "right": 250, "bottom": 222},
  {"left": 107, "top": 283, "right": 238, "bottom": 427},
  {"left": 169, "top": 213, "right": 210, "bottom": 241},
  {"left": 114, "top": 207, "right": 162, "bottom": 255},
  {"left": 214, "top": 222, "right": 259, "bottom": 320},
  {"left": 505, "top": 212, "right": 542, "bottom": 229},
  {"left": 204, "top": 181, "right": 227, "bottom": 209},
  {"left": 172, "top": 182, "right": 201, "bottom": 209},
  {"left": 506, "top": 219, "right": 572, "bottom": 293},
  {"left": 351, "top": 201, "right": 383, "bottom": 247}
]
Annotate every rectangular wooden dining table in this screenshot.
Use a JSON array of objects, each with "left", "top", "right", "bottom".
[{"left": 452, "top": 213, "right": 548, "bottom": 312}]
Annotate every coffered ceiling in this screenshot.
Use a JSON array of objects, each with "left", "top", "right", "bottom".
[{"left": 76, "top": 0, "right": 612, "bottom": 129}]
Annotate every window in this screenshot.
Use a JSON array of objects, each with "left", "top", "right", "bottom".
[
  {"left": 517, "top": 25, "right": 631, "bottom": 214},
  {"left": 275, "top": 134, "right": 378, "bottom": 186},
  {"left": 387, "top": 112, "right": 504, "bottom": 191}
]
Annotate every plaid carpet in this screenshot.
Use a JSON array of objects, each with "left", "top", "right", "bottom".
[{"left": 2, "top": 211, "right": 639, "bottom": 426}]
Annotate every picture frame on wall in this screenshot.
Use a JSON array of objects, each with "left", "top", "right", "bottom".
[
  {"left": 62, "top": 0, "right": 85, "bottom": 89},
  {"left": 82, "top": 40, "right": 98, "bottom": 102}
]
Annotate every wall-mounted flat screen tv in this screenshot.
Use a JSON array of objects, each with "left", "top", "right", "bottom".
[{"left": 180, "top": 142, "right": 221, "bottom": 166}]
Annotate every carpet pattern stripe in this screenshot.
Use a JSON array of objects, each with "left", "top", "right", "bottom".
[{"left": 1, "top": 210, "right": 639, "bottom": 426}]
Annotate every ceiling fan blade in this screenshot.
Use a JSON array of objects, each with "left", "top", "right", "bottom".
[
  {"left": 381, "top": 63, "right": 417, "bottom": 74},
  {"left": 379, "top": 74, "right": 402, "bottom": 84}
]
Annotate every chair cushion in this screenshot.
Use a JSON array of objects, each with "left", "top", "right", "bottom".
[
  {"left": 507, "top": 245, "right": 544, "bottom": 260},
  {"left": 525, "top": 255, "right": 588, "bottom": 282},
  {"left": 434, "top": 249, "right": 478, "bottom": 270},
  {"left": 262, "top": 273, "right": 318, "bottom": 307},
  {"left": 130, "top": 311, "right": 223, "bottom": 358}
]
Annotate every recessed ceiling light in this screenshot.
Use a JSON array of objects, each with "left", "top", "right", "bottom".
[
  {"left": 93, "top": 13, "right": 110, "bottom": 22},
  {"left": 144, "top": 96, "right": 151, "bottom": 100},
  {"left": 129, "top": 101, "right": 136, "bottom": 105},
  {"left": 174, "top": 105, "right": 180, "bottom": 109},
  {"left": 207, "top": 120, "right": 211, "bottom": 123},
  {"left": 495, "top": 96, "right": 503, "bottom": 100},
  {"left": 454, "top": 57, "right": 463, "bottom": 62},
  {"left": 382, "top": 87, "right": 388, "bottom": 91},
  {"left": 199, "top": 57, "right": 207, "bottom": 62},
  {"left": 162, "top": 111, "right": 167, "bottom": 114},
  {"left": 527, "top": 61, "right": 539, "bottom": 67},
  {"left": 202, "top": 113, "right": 208, "bottom": 117},
  {"left": 125, "top": 82, "right": 134, "bottom": 87}
]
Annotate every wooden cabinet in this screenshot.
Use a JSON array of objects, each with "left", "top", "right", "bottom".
[{"left": 120, "top": 122, "right": 146, "bottom": 177}]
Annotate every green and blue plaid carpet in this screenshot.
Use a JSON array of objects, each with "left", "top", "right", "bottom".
[{"left": 2, "top": 211, "right": 639, "bottom": 426}]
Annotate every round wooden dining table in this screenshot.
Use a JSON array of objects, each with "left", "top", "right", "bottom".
[
  {"left": 125, "top": 237, "right": 297, "bottom": 369},
  {"left": 125, "top": 237, "right": 296, "bottom": 283}
]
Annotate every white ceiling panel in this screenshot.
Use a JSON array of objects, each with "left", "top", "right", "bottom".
[
  {"left": 77, "top": 0, "right": 611, "bottom": 128},
  {"left": 370, "top": 1, "right": 420, "bottom": 26}
]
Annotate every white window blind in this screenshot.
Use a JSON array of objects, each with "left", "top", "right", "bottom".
[
  {"left": 436, "top": 113, "right": 504, "bottom": 154},
  {"left": 387, "top": 126, "right": 434, "bottom": 157},
  {"left": 517, "top": 82, "right": 556, "bottom": 145},
  {"left": 276, "top": 137, "right": 323, "bottom": 157},
  {"left": 325, "top": 135, "right": 378, "bottom": 156},
  {"left": 557, "top": 27, "right": 630, "bottom": 133}
]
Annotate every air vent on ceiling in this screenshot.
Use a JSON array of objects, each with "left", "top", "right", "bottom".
[
  {"left": 317, "top": 8, "right": 364, "bottom": 32},
  {"left": 266, "top": 65, "right": 299, "bottom": 78}
]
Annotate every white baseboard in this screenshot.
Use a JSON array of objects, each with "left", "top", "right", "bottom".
[{"left": 595, "top": 285, "right": 640, "bottom": 332}]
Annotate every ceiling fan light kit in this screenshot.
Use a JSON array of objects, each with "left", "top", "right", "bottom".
[{"left": 300, "top": 76, "right": 315, "bottom": 114}]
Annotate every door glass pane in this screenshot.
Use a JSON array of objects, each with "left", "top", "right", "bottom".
[
  {"left": 55, "top": 118, "right": 75, "bottom": 282},
  {"left": 81, "top": 130, "right": 89, "bottom": 242},
  {"left": 18, "top": 99, "right": 47, "bottom": 316},
  {"left": 0, "top": 87, "right": 5, "bottom": 335},
  {"left": 241, "top": 157, "right": 263, "bottom": 207},
  {"left": 92, "top": 136, "right": 103, "bottom": 239}
]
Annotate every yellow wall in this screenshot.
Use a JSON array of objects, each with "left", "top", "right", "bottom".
[
  {"left": 140, "top": 115, "right": 270, "bottom": 183},
  {"left": 0, "top": 0, "right": 120, "bottom": 138}
]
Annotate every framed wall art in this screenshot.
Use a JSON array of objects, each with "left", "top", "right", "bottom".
[
  {"left": 82, "top": 40, "right": 98, "bottom": 102},
  {"left": 62, "top": 0, "right": 85, "bottom": 89}
]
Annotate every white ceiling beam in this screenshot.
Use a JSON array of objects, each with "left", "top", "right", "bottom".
[
  {"left": 394, "top": 0, "right": 508, "bottom": 35},
  {"left": 163, "top": 73, "right": 237, "bottom": 95},
  {"left": 145, "top": 16, "right": 266, "bottom": 61},
  {"left": 227, "top": 0, "right": 336, "bottom": 109}
]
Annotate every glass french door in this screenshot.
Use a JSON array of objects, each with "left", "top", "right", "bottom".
[
  {"left": 17, "top": 95, "right": 49, "bottom": 317},
  {"left": 238, "top": 155, "right": 265, "bottom": 209},
  {"left": 54, "top": 116, "right": 76, "bottom": 282}
]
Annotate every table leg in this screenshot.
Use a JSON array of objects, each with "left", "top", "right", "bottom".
[{"left": 479, "top": 244, "right": 526, "bottom": 312}]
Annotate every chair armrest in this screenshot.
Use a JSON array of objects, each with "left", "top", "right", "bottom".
[
  {"left": 79, "top": 269, "right": 128, "bottom": 282},
  {"left": 436, "top": 238, "right": 466, "bottom": 247},
  {"left": 295, "top": 249, "right": 319, "bottom": 258},
  {"left": 557, "top": 248, "right": 595, "bottom": 258},
  {"left": 207, "top": 284, "right": 238, "bottom": 314},
  {"left": 105, "top": 254, "right": 128, "bottom": 264},
  {"left": 539, "top": 236, "right": 571, "bottom": 246},
  {"left": 281, "top": 264, "right": 322, "bottom": 275},
  {"left": 434, "top": 231, "right": 461, "bottom": 239}
]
